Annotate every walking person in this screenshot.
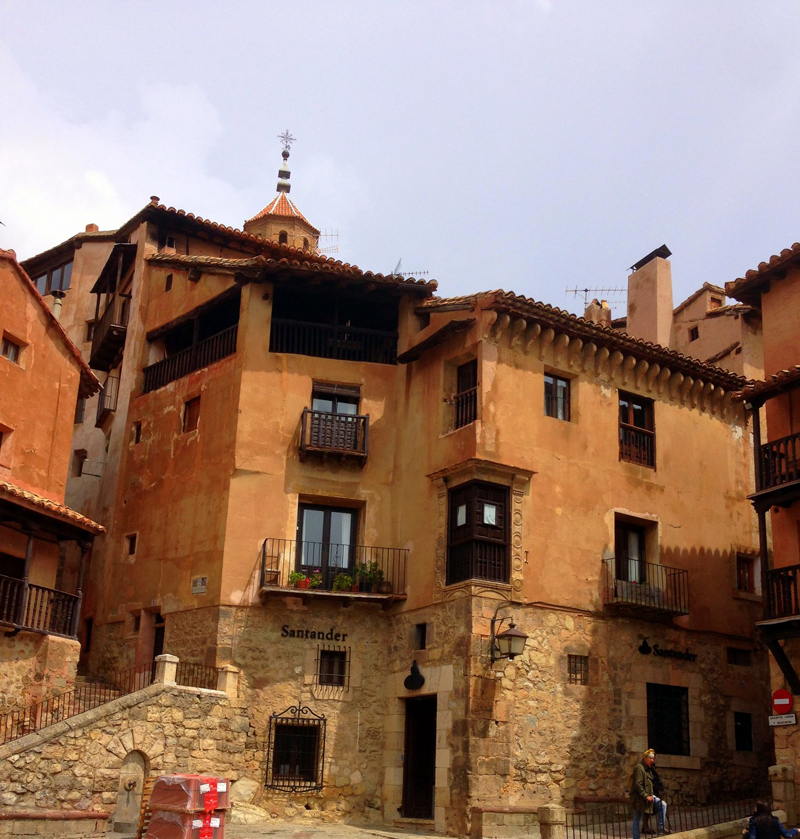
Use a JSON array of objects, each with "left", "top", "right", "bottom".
[
  {"left": 631, "top": 749, "right": 667, "bottom": 839},
  {"left": 642, "top": 757, "right": 667, "bottom": 834},
  {"left": 747, "top": 801, "right": 799, "bottom": 839}
]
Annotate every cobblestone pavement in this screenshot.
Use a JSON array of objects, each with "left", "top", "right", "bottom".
[{"left": 111, "top": 821, "right": 440, "bottom": 839}]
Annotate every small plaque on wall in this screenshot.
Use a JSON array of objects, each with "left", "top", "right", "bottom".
[{"left": 191, "top": 576, "right": 208, "bottom": 595}]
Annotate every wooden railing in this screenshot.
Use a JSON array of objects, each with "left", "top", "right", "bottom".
[
  {"left": 270, "top": 319, "right": 398, "bottom": 365},
  {"left": 142, "top": 324, "right": 238, "bottom": 393},
  {"left": 299, "top": 409, "right": 368, "bottom": 461},
  {"left": 454, "top": 386, "right": 478, "bottom": 429},
  {"left": 619, "top": 424, "right": 655, "bottom": 468},
  {"left": 758, "top": 431, "right": 800, "bottom": 491},
  {"left": 0, "top": 574, "right": 79, "bottom": 637},
  {"left": 767, "top": 564, "right": 800, "bottom": 619},
  {"left": 446, "top": 540, "right": 508, "bottom": 586},
  {"left": 90, "top": 296, "right": 129, "bottom": 368},
  {"left": 603, "top": 559, "right": 689, "bottom": 615},
  {"left": 260, "top": 538, "right": 406, "bottom": 594},
  {"left": 95, "top": 375, "right": 120, "bottom": 426}
]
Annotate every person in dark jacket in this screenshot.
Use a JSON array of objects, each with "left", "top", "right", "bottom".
[
  {"left": 748, "top": 801, "right": 799, "bottom": 839},
  {"left": 642, "top": 760, "right": 666, "bottom": 834},
  {"left": 631, "top": 749, "right": 666, "bottom": 839}
]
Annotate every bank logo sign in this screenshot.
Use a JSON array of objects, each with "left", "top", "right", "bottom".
[{"left": 638, "top": 637, "right": 697, "bottom": 662}]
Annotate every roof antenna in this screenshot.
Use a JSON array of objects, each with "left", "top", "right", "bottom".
[
  {"left": 391, "top": 257, "right": 428, "bottom": 279},
  {"left": 565, "top": 286, "right": 625, "bottom": 308}
]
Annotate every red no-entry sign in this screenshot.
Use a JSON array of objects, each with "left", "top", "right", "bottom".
[{"left": 772, "top": 689, "right": 794, "bottom": 715}]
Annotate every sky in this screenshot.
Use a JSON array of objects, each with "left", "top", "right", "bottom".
[{"left": 2, "top": 2, "right": 800, "bottom": 316}]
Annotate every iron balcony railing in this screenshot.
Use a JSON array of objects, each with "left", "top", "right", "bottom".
[
  {"left": 90, "top": 296, "right": 129, "bottom": 372},
  {"left": 142, "top": 324, "right": 238, "bottom": 393},
  {"left": 0, "top": 661, "right": 154, "bottom": 746},
  {"left": 0, "top": 574, "right": 80, "bottom": 638},
  {"left": 270, "top": 319, "right": 398, "bottom": 365},
  {"left": 767, "top": 564, "right": 800, "bottom": 619},
  {"left": 454, "top": 386, "right": 478, "bottom": 429},
  {"left": 260, "top": 538, "right": 406, "bottom": 594},
  {"left": 619, "top": 424, "right": 655, "bottom": 468},
  {"left": 603, "top": 559, "right": 689, "bottom": 615},
  {"left": 95, "top": 374, "right": 120, "bottom": 426},
  {"left": 299, "top": 408, "right": 369, "bottom": 462},
  {"left": 566, "top": 796, "right": 757, "bottom": 839},
  {"left": 446, "top": 540, "right": 508, "bottom": 586},
  {"left": 175, "top": 661, "right": 220, "bottom": 691},
  {"left": 758, "top": 430, "right": 800, "bottom": 492}
]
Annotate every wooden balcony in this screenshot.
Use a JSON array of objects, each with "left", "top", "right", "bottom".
[
  {"left": 446, "top": 541, "right": 508, "bottom": 586},
  {"left": 299, "top": 408, "right": 368, "bottom": 465},
  {"left": 0, "top": 574, "right": 79, "bottom": 638},
  {"left": 619, "top": 425, "right": 655, "bottom": 468},
  {"left": 89, "top": 298, "right": 129, "bottom": 372},
  {"left": 765, "top": 565, "right": 800, "bottom": 620},
  {"left": 259, "top": 538, "right": 406, "bottom": 604},
  {"left": 751, "top": 431, "right": 800, "bottom": 508},
  {"left": 603, "top": 559, "right": 689, "bottom": 616},
  {"left": 270, "top": 319, "right": 398, "bottom": 365},
  {"left": 95, "top": 375, "right": 120, "bottom": 427},
  {"left": 142, "top": 324, "right": 238, "bottom": 393}
]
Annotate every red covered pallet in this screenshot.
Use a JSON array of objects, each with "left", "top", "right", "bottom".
[
  {"left": 145, "top": 809, "right": 225, "bottom": 839},
  {"left": 149, "top": 775, "right": 230, "bottom": 814}
]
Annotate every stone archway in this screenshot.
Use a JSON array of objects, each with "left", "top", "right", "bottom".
[{"left": 114, "top": 750, "right": 149, "bottom": 832}]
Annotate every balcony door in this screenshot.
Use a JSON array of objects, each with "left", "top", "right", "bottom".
[
  {"left": 310, "top": 385, "right": 360, "bottom": 451},
  {"left": 615, "top": 522, "right": 645, "bottom": 583},
  {"left": 297, "top": 505, "right": 357, "bottom": 588}
]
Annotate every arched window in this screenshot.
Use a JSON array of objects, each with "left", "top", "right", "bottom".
[
  {"left": 303, "top": 238, "right": 309, "bottom": 252},
  {"left": 278, "top": 231, "right": 288, "bottom": 246}
]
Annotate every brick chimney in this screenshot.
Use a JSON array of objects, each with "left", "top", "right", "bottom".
[
  {"left": 626, "top": 245, "right": 673, "bottom": 347},
  {"left": 85, "top": 223, "right": 99, "bottom": 233},
  {"left": 584, "top": 298, "right": 612, "bottom": 328}
]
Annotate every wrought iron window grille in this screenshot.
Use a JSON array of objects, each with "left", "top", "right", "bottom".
[
  {"left": 265, "top": 703, "right": 326, "bottom": 792},
  {"left": 567, "top": 654, "right": 589, "bottom": 685},
  {"left": 315, "top": 645, "right": 350, "bottom": 691}
]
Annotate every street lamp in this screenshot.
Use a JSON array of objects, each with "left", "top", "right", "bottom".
[{"left": 490, "top": 603, "right": 528, "bottom": 662}]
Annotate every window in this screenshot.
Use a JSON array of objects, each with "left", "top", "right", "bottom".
[
  {"left": 306, "top": 383, "right": 362, "bottom": 454},
  {"left": 166, "top": 236, "right": 176, "bottom": 250},
  {"left": 74, "top": 398, "right": 86, "bottom": 424},
  {"left": 727, "top": 647, "right": 752, "bottom": 667},
  {"left": 689, "top": 326, "right": 699, "bottom": 342},
  {"left": 615, "top": 520, "right": 646, "bottom": 583},
  {"left": 85, "top": 321, "right": 95, "bottom": 342},
  {"left": 447, "top": 481, "right": 509, "bottom": 585},
  {"left": 183, "top": 397, "right": 201, "bottom": 433},
  {"left": 303, "top": 238, "right": 309, "bottom": 252},
  {"left": 278, "top": 231, "right": 288, "bottom": 246},
  {"left": 165, "top": 273, "right": 173, "bottom": 292},
  {"left": 72, "top": 449, "right": 88, "bottom": 478},
  {"left": 568, "top": 654, "right": 589, "bottom": 685},
  {"left": 709, "top": 297, "right": 722, "bottom": 309},
  {"left": 1, "top": 337, "right": 21, "bottom": 364},
  {"left": 316, "top": 647, "right": 349, "bottom": 688},
  {"left": 734, "top": 711, "right": 753, "bottom": 752},
  {"left": 132, "top": 614, "right": 141, "bottom": 633},
  {"left": 544, "top": 374, "right": 570, "bottom": 421},
  {"left": 126, "top": 534, "right": 137, "bottom": 555},
  {"left": 266, "top": 705, "right": 326, "bottom": 791},
  {"left": 32, "top": 260, "right": 73, "bottom": 296},
  {"left": 454, "top": 359, "right": 478, "bottom": 429},
  {"left": 132, "top": 422, "right": 142, "bottom": 444},
  {"left": 647, "top": 683, "right": 690, "bottom": 756},
  {"left": 414, "top": 623, "right": 427, "bottom": 651},
  {"left": 297, "top": 504, "right": 357, "bottom": 589},
  {"left": 736, "top": 555, "right": 755, "bottom": 593},
  {"left": 619, "top": 392, "right": 655, "bottom": 468}
]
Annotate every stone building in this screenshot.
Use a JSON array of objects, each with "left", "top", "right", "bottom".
[
  {"left": 11, "top": 158, "right": 773, "bottom": 835},
  {"left": 0, "top": 248, "right": 103, "bottom": 713},
  {"left": 727, "top": 243, "right": 800, "bottom": 820}
]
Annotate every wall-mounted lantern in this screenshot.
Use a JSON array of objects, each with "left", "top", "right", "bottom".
[{"left": 490, "top": 603, "right": 528, "bottom": 663}]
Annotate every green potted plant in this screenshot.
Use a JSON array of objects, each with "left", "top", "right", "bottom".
[
  {"left": 289, "top": 570, "right": 309, "bottom": 589},
  {"left": 309, "top": 569, "right": 323, "bottom": 589},
  {"left": 357, "top": 561, "right": 384, "bottom": 593},
  {"left": 332, "top": 572, "right": 354, "bottom": 592}
]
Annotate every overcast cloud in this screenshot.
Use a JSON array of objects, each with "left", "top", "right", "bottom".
[{"left": 2, "top": 1, "right": 800, "bottom": 314}]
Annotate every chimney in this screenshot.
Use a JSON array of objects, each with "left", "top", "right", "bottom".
[
  {"left": 584, "top": 298, "right": 613, "bottom": 328},
  {"left": 626, "top": 245, "right": 673, "bottom": 347},
  {"left": 85, "top": 223, "right": 99, "bottom": 233},
  {"left": 50, "top": 289, "right": 66, "bottom": 322}
]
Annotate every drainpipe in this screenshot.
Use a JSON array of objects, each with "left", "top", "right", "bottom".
[{"left": 51, "top": 289, "right": 66, "bottom": 322}]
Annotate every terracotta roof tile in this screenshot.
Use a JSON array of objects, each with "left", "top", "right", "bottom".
[
  {"left": 727, "top": 242, "right": 800, "bottom": 302},
  {"left": 735, "top": 366, "right": 800, "bottom": 403},
  {"left": 0, "top": 480, "right": 105, "bottom": 534},
  {"left": 0, "top": 249, "right": 101, "bottom": 398},
  {"left": 246, "top": 194, "right": 320, "bottom": 233}
]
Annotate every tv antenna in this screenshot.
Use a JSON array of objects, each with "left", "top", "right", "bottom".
[
  {"left": 317, "top": 228, "right": 339, "bottom": 255},
  {"left": 565, "top": 286, "right": 626, "bottom": 308},
  {"left": 392, "top": 258, "right": 428, "bottom": 278}
]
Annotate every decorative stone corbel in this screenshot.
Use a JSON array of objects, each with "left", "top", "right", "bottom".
[
  {"left": 698, "top": 381, "right": 715, "bottom": 411},
  {"left": 688, "top": 378, "right": 704, "bottom": 408},
  {"left": 645, "top": 363, "right": 661, "bottom": 393},
  {"left": 594, "top": 346, "right": 610, "bottom": 376},
  {"left": 581, "top": 342, "right": 597, "bottom": 372},
  {"left": 710, "top": 386, "right": 726, "bottom": 416},
  {"left": 608, "top": 350, "right": 625, "bottom": 381},
  {"left": 656, "top": 367, "right": 672, "bottom": 397},
  {"left": 484, "top": 310, "right": 499, "bottom": 338},
  {"left": 509, "top": 318, "right": 527, "bottom": 349},
  {"left": 620, "top": 354, "right": 637, "bottom": 386},
  {"left": 720, "top": 390, "right": 735, "bottom": 419},
  {"left": 668, "top": 372, "right": 684, "bottom": 400},
  {"left": 633, "top": 359, "right": 650, "bottom": 389},
  {"left": 538, "top": 328, "right": 556, "bottom": 361},
  {"left": 567, "top": 338, "right": 584, "bottom": 369},
  {"left": 523, "top": 323, "right": 542, "bottom": 355},
  {"left": 679, "top": 376, "right": 694, "bottom": 404},
  {"left": 552, "top": 333, "right": 571, "bottom": 366},
  {"left": 489, "top": 313, "right": 511, "bottom": 343}
]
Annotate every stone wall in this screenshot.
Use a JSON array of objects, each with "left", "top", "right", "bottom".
[{"left": 0, "top": 634, "right": 79, "bottom": 714}]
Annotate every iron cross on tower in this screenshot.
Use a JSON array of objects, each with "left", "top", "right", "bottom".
[{"left": 278, "top": 130, "right": 296, "bottom": 152}]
